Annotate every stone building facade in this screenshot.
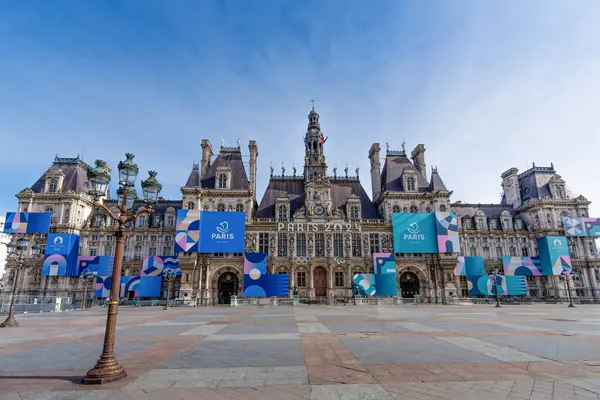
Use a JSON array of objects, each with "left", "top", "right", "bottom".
[{"left": 2, "top": 108, "right": 599, "bottom": 303}]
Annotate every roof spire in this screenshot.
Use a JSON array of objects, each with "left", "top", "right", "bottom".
[
  {"left": 401, "top": 140, "right": 406, "bottom": 155},
  {"left": 311, "top": 96, "right": 315, "bottom": 110}
]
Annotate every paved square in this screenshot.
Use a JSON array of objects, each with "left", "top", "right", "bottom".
[{"left": 3, "top": 304, "right": 600, "bottom": 399}]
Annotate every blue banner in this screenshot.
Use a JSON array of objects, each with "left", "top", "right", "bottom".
[
  {"left": 4, "top": 212, "right": 52, "bottom": 234},
  {"left": 392, "top": 213, "right": 438, "bottom": 253},
  {"left": 42, "top": 234, "right": 80, "bottom": 276},
  {"left": 537, "top": 236, "right": 572, "bottom": 276},
  {"left": 198, "top": 212, "right": 246, "bottom": 253}
]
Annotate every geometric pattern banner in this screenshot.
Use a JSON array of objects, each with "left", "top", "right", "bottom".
[
  {"left": 537, "top": 236, "right": 573, "bottom": 276},
  {"left": 3, "top": 212, "right": 52, "bottom": 234},
  {"left": 95, "top": 275, "right": 162, "bottom": 298},
  {"left": 141, "top": 256, "right": 181, "bottom": 276},
  {"left": 392, "top": 212, "right": 438, "bottom": 254},
  {"left": 456, "top": 256, "right": 527, "bottom": 296},
  {"left": 435, "top": 211, "right": 460, "bottom": 253},
  {"left": 77, "top": 256, "right": 114, "bottom": 276},
  {"left": 454, "top": 256, "right": 485, "bottom": 277},
  {"left": 42, "top": 234, "right": 81, "bottom": 277},
  {"left": 175, "top": 209, "right": 201, "bottom": 253},
  {"left": 242, "top": 252, "right": 289, "bottom": 296},
  {"left": 352, "top": 253, "right": 398, "bottom": 297},
  {"left": 502, "top": 256, "right": 543, "bottom": 276},
  {"left": 562, "top": 217, "right": 600, "bottom": 237}
]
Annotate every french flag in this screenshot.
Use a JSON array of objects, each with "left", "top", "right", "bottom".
[{"left": 320, "top": 136, "right": 328, "bottom": 144}]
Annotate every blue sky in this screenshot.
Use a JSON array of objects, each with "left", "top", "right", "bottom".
[{"left": 1, "top": 1, "right": 600, "bottom": 216}]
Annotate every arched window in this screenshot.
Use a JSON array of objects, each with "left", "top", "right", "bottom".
[
  {"left": 187, "top": 202, "right": 195, "bottom": 210},
  {"left": 217, "top": 203, "right": 225, "bottom": 212},
  {"left": 278, "top": 205, "right": 287, "bottom": 221},
  {"left": 228, "top": 205, "right": 233, "bottom": 211},
  {"left": 350, "top": 206, "right": 359, "bottom": 219},
  {"left": 138, "top": 215, "right": 147, "bottom": 227},
  {"left": 425, "top": 207, "right": 431, "bottom": 213},
  {"left": 439, "top": 205, "right": 447, "bottom": 212},
  {"left": 410, "top": 205, "right": 418, "bottom": 213},
  {"left": 406, "top": 177, "right": 416, "bottom": 191},
  {"left": 203, "top": 204, "right": 209, "bottom": 211},
  {"left": 44, "top": 206, "right": 54, "bottom": 215},
  {"left": 403, "top": 207, "right": 408, "bottom": 212},
  {"left": 218, "top": 174, "right": 227, "bottom": 189},
  {"left": 392, "top": 205, "right": 400, "bottom": 213},
  {"left": 62, "top": 208, "right": 70, "bottom": 223},
  {"left": 48, "top": 178, "right": 58, "bottom": 193},
  {"left": 236, "top": 204, "right": 244, "bottom": 212}
]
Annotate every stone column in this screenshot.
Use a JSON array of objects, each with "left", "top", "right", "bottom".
[
  {"left": 587, "top": 265, "right": 599, "bottom": 298},
  {"left": 309, "top": 265, "right": 315, "bottom": 299},
  {"left": 454, "top": 276, "right": 462, "bottom": 297}
]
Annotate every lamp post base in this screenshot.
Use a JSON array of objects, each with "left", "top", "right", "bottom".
[
  {"left": 0, "top": 315, "right": 19, "bottom": 328},
  {"left": 82, "top": 356, "right": 127, "bottom": 385},
  {"left": 568, "top": 303, "right": 576, "bottom": 308}
]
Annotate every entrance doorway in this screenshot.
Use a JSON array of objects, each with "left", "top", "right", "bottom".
[
  {"left": 217, "top": 272, "right": 238, "bottom": 304},
  {"left": 313, "top": 267, "right": 327, "bottom": 297},
  {"left": 400, "top": 272, "right": 420, "bottom": 298}
]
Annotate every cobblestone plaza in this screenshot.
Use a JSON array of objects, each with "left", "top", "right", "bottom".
[{"left": 3, "top": 304, "right": 600, "bottom": 399}]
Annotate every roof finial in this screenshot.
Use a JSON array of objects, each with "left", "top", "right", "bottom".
[
  {"left": 401, "top": 140, "right": 406, "bottom": 155},
  {"left": 385, "top": 138, "right": 389, "bottom": 153},
  {"left": 220, "top": 137, "right": 224, "bottom": 148},
  {"left": 333, "top": 166, "right": 337, "bottom": 178},
  {"left": 344, "top": 163, "right": 348, "bottom": 178},
  {"left": 270, "top": 162, "right": 274, "bottom": 177},
  {"left": 237, "top": 138, "right": 241, "bottom": 148},
  {"left": 281, "top": 161, "right": 285, "bottom": 176},
  {"left": 311, "top": 97, "right": 315, "bottom": 110}
]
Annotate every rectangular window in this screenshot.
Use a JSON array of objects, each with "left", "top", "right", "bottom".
[
  {"left": 259, "top": 233, "right": 269, "bottom": 254},
  {"left": 134, "top": 246, "right": 142, "bottom": 260},
  {"left": 496, "top": 246, "right": 503, "bottom": 260},
  {"left": 148, "top": 247, "right": 156, "bottom": 256},
  {"left": 333, "top": 233, "right": 343, "bottom": 257},
  {"left": 136, "top": 235, "right": 143, "bottom": 242},
  {"left": 335, "top": 271, "right": 344, "bottom": 287},
  {"left": 163, "top": 246, "right": 171, "bottom": 256},
  {"left": 509, "top": 246, "right": 517, "bottom": 256},
  {"left": 369, "top": 233, "right": 380, "bottom": 254},
  {"left": 521, "top": 247, "right": 529, "bottom": 257},
  {"left": 150, "top": 236, "right": 157, "bottom": 242},
  {"left": 278, "top": 233, "right": 288, "bottom": 257},
  {"left": 90, "top": 248, "right": 97, "bottom": 257},
  {"left": 469, "top": 247, "right": 477, "bottom": 257},
  {"left": 483, "top": 247, "right": 490, "bottom": 260},
  {"left": 185, "top": 273, "right": 190, "bottom": 283},
  {"left": 296, "top": 233, "right": 307, "bottom": 257},
  {"left": 91, "top": 235, "right": 99, "bottom": 242},
  {"left": 164, "top": 235, "right": 172, "bottom": 242},
  {"left": 297, "top": 271, "right": 307, "bottom": 287},
  {"left": 352, "top": 233, "right": 362, "bottom": 257},
  {"left": 104, "top": 246, "right": 112, "bottom": 256},
  {"left": 315, "top": 233, "right": 325, "bottom": 257}
]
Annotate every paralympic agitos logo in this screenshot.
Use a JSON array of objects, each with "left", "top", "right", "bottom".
[{"left": 404, "top": 222, "right": 426, "bottom": 241}]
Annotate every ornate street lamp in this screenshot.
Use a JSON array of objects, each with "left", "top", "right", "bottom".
[
  {"left": 488, "top": 269, "right": 502, "bottom": 308},
  {"left": 561, "top": 269, "right": 575, "bottom": 308},
  {"left": 80, "top": 269, "right": 95, "bottom": 311},
  {"left": 163, "top": 268, "right": 177, "bottom": 311},
  {"left": 82, "top": 154, "right": 161, "bottom": 385},
  {"left": 1, "top": 235, "right": 43, "bottom": 328}
]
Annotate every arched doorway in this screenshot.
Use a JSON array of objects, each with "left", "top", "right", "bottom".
[
  {"left": 400, "top": 272, "right": 420, "bottom": 298},
  {"left": 217, "top": 272, "right": 239, "bottom": 304},
  {"left": 313, "top": 267, "right": 327, "bottom": 297}
]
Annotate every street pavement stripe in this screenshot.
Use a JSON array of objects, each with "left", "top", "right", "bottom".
[
  {"left": 123, "top": 366, "right": 308, "bottom": 390},
  {"left": 393, "top": 322, "right": 444, "bottom": 332},
  {"left": 204, "top": 333, "right": 299, "bottom": 341},
  {"left": 179, "top": 324, "right": 226, "bottom": 336},
  {"left": 297, "top": 323, "right": 331, "bottom": 333},
  {"left": 437, "top": 336, "right": 545, "bottom": 362}
]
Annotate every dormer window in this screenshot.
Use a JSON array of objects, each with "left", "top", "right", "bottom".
[
  {"left": 406, "top": 177, "right": 416, "bottom": 191},
  {"left": 463, "top": 218, "right": 472, "bottom": 230},
  {"left": 489, "top": 219, "right": 498, "bottom": 230},
  {"left": 187, "top": 201, "right": 195, "bottom": 210},
  {"left": 278, "top": 205, "right": 288, "bottom": 221},
  {"left": 166, "top": 215, "right": 175, "bottom": 227},
  {"left": 47, "top": 178, "right": 58, "bottom": 193},
  {"left": 218, "top": 174, "right": 227, "bottom": 189},
  {"left": 93, "top": 215, "right": 103, "bottom": 227}
]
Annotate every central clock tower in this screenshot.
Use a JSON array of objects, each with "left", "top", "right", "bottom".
[{"left": 303, "top": 107, "right": 332, "bottom": 218}]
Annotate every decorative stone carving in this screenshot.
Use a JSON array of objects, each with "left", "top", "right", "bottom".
[
  {"left": 344, "top": 234, "right": 351, "bottom": 257},
  {"left": 325, "top": 233, "right": 333, "bottom": 254},
  {"left": 269, "top": 234, "right": 276, "bottom": 255},
  {"left": 293, "top": 206, "right": 306, "bottom": 218},
  {"left": 245, "top": 233, "right": 257, "bottom": 252},
  {"left": 307, "top": 234, "right": 314, "bottom": 257},
  {"left": 363, "top": 234, "right": 369, "bottom": 254},
  {"left": 381, "top": 234, "right": 393, "bottom": 253},
  {"left": 288, "top": 233, "right": 294, "bottom": 256}
]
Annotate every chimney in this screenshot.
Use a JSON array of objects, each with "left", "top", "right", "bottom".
[
  {"left": 201, "top": 139, "right": 213, "bottom": 177},
  {"left": 411, "top": 144, "right": 427, "bottom": 180},
  {"left": 248, "top": 140, "right": 259, "bottom": 198},
  {"left": 368, "top": 143, "right": 382, "bottom": 201}
]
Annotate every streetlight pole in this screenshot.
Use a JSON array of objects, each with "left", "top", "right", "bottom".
[
  {"left": 163, "top": 268, "right": 176, "bottom": 310},
  {"left": 562, "top": 270, "right": 575, "bottom": 308},
  {"left": 80, "top": 269, "right": 95, "bottom": 311},
  {"left": 488, "top": 269, "right": 501, "bottom": 308},
  {"left": 1, "top": 235, "right": 43, "bottom": 328},
  {"left": 82, "top": 154, "right": 162, "bottom": 385}
]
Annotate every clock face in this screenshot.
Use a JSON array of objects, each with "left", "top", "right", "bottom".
[{"left": 313, "top": 205, "right": 325, "bottom": 216}]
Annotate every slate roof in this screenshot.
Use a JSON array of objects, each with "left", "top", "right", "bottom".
[
  {"left": 517, "top": 165, "right": 556, "bottom": 202},
  {"left": 184, "top": 148, "right": 250, "bottom": 190},
  {"left": 255, "top": 177, "right": 380, "bottom": 219},
  {"left": 380, "top": 154, "right": 444, "bottom": 193},
  {"left": 30, "top": 156, "right": 92, "bottom": 194},
  {"left": 451, "top": 203, "right": 517, "bottom": 218}
]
